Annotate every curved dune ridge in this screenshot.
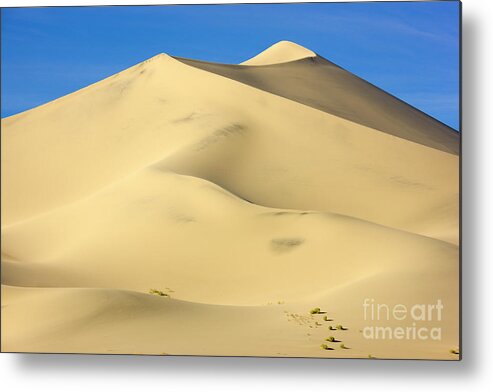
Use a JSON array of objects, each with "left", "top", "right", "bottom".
[
  {"left": 241, "top": 40, "right": 317, "bottom": 65},
  {"left": 1, "top": 41, "right": 459, "bottom": 359}
]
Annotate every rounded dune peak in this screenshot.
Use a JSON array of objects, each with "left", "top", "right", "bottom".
[{"left": 241, "top": 40, "right": 317, "bottom": 66}]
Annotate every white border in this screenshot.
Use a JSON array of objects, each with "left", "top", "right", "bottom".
[{"left": 2, "top": 0, "right": 493, "bottom": 391}]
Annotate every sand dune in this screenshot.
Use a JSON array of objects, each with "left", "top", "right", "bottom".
[
  {"left": 180, "top": 41, "right": 459, "bottom": 155},
  {"left": 1, "top": 41, "right": 459, "bottom": 359}
]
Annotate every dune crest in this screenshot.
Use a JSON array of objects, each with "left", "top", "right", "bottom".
[{"left": 241, "top": 40, "right": 317, "bottom": 65}]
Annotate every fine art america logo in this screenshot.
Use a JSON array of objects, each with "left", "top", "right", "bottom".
[{"left": 362, "top": 298, "right": 443, "bottom": 341}]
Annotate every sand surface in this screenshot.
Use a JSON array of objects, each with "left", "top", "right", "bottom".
[{"left": 1, "top": 41, "right": 459, "bottom": 359}]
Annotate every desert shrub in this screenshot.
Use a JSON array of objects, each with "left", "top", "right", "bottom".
[
  {"left": 340, "top": 344, "right": 349, "bottom": 349},
  {"left": 320, "top": 344, "right": 333, "bottom": 350},
  {"left": 149, "top": 289, "right": 168, "bottom": 297},
  {"left": 326, "top": 336, "right": 336, "bottom": 342},
  {"left": 310, "top": 307, "right": 321, "bottom": 314},
  {"left": 329, "top": 325, "right": 336, "bottom": 330},
  {"left": 336, "top": 324, "right": 348, "bottom": 330}
]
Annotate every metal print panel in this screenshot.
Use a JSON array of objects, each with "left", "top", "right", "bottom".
[{"left": 0, "top": 1, "right": 461, "bottom": 360}]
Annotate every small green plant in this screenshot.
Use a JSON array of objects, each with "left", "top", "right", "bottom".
[
  {"left": 320, "top": 344, "right": 333, "bottom": 351},
  {"left": 310, "top": 307, "right": 321, "bottom": 314},
  {"left": 149, "top": 289, "right": 168, "bottom": 297},
  {"left": 336, "top": 324, "right": 348, "bottom": 330},
  {"left": 340, "top": 343, "right": 349, "bottom": 349},
  {"left": 326, "top": 336, "right": 336, "bottom": 342},
  {"left": 449, "top": 348, "right": 460, "bottom": 355}
]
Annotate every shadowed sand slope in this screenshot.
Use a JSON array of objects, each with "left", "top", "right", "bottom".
[
  {"left": 178, "top": 41, "right": 459, "bottom": 155},
  {"left": 1, "top": 41, "right": 459, "bottom": 359}
]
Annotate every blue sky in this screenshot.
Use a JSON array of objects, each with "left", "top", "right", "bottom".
[{"left": 1, "top": 1, "right": 460, "bottom": 129}]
